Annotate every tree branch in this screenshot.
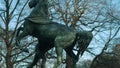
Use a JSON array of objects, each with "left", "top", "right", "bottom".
[
  {"left": 13, "top": 52, "right": 34, "bottom": 64},
  {"left": 9, "top": 0, "right": 29, "bottom": 45}
]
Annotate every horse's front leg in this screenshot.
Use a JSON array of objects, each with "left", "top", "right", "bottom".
[
  {"left": 16, "top": 27, "right": 23, "bottom": 47},
  {"left": 16, "top": 28, "right": 29, "bottom": 53}
]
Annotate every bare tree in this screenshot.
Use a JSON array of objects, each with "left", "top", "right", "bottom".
[
  {"left": 0, "top": 0, "right": 119, "bottom": 68},
  {"left": 0, "top": 0, "right": 36, "bottom": 68},
  {"left": 89, "top": 0, "right": 120, "bottom": 67},
  {"left": 48, "top": 0, "right": 120, "bottom": 68}
]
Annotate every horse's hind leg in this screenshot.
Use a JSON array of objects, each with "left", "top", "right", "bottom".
[
  {"left": 53, "top": 36, "right": 65, "bottom": 68},
  {"left": 54, "top": 45, "right": 63, "bottom": 68},
  {"left": 41, "top": 56, "right": 46, "bottom": 68},
  {"left": 65, "top": 48, "right": 78, "bottom": 68},
  {"left": 54, "top": 33, "right": 76, "bottom": 68},
  {"left": 27, "top": 51, "right": 42, "bottom": 68},
  {"left": 27, "top": 44, "right": 45, "bottom": 68}
]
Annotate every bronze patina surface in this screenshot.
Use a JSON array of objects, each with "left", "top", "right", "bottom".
[{"left": 26, "top": 0, "right": 52, "bottom": 24}]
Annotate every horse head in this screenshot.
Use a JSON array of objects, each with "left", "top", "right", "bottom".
[
  {"left": 76, "top": 31, "right": 93, "bottom": 56},
  {"left": 28, "top": 0, "right": 40, "bottom": 8}
]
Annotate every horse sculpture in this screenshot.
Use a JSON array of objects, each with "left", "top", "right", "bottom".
[
  {"left": 16, "top": 0, "right": 93, "bottom": 68},
  {"left": 27, "top": 0, "right": 51, "bottom": 24},
  {"left": 16, "top": 21, "right": 93, "bottom": 68}
]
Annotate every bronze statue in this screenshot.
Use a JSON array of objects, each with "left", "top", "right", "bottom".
[
  {"left": 16, "top": 21, "right": 93, "bottom": 68},
  {"left": 16, "top": 0, "right": 93, "bottom": 68},
  {"left": 26, "top": 0, "right": 52, "bottom": 24}
]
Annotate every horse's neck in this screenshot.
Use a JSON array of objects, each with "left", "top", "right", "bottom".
[{"left": 29, "top": 0, "right": 48, "bottom": 17}]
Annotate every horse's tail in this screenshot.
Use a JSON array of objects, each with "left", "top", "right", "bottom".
[{"left": 76, "top": 31, "right": 93, "bottom": 56}]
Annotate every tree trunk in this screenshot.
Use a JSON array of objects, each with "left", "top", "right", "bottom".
[{"left": 6, "top": 46, "right": 13, "bottom": 68}]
